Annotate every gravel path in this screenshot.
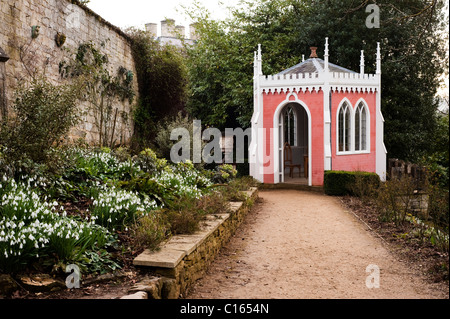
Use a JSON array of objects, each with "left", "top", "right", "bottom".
[{"left": 187, "top": 189, "right": 447, "bottom": 299}]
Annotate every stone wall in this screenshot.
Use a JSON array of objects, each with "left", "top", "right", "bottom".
[
  {"left": 130, "top": 188, "right": 259, "bottom": 299},
  {"left": 0, "top": 0, "right": 138, "bottom": 145}
]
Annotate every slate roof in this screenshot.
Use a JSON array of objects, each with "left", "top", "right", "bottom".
[{"left": 277, "top": 58, "right": 356, "bottom": 75}]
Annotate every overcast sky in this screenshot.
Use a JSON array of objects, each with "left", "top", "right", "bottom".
[
  {"left": 86, "top": 0, "right": 448, "bottom": 99},
  {"left": 86, "top": 0, "right": 240, "bottom": 36}
]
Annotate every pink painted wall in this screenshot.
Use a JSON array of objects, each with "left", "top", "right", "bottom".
[
  {"left": 330, "top": 91, "right": 377, "bottom": 173},
  {"left": 262, "top": 89, "right": 324, "bottom": 186}
]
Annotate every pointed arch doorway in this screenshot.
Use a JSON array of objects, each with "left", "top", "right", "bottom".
[{"left": 273, "top": 98, "right": 312, "bottom": 185}]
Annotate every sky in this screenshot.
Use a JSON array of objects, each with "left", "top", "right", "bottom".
[
  {"left": 87, "top": 0, "right": 448, "bottom": 101},
  {"left": 86, "top": 0, "right": 240, "bottom": 37}
]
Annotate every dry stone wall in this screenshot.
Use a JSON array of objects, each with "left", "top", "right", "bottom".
[
  {"left": 130, "top": 188, "right": 259, "bottom": 299},
  {"left": 0, "top": 0, "right": 138, "bottom": 145}
]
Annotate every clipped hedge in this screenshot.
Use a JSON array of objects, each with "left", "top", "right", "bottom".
[{"left": 324, "top": 171, "right": 380, "bottom": 196}]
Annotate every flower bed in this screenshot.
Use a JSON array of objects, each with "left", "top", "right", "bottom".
[{"left": 0, "top": 146, "right": 256, "bottom": 295}]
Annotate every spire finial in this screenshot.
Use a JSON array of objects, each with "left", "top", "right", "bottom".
[
  {"left": 256, "top": 44, "right": 263, "bottom": 75},
  {"left": 376, "top": 42, "right": 381, "bottom": 74},
  {"left": 360, "top": 50, "right": 365, "bottom": 75},
  {"left": 324, "top": 37, "right": 329, "bottom": 72}
]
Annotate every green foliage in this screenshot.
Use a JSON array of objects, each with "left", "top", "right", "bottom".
[
  {"left": 0, "top": 143, "right": 257, "bottom": 275},
  {"left": 374, "top": 175, "right": 417, "bottom": 225},
  {"left": 0, "top": 178, "right": 113, "bottom": 273},
  {"left": 426, "top": 183, "right": 449, "bottom": 252},
  {"left": 163, "top": 190, "right": 228, "bottom": 235},
  {"left": 80, "top": 248, "right": 122, "bottom": 275},
  {"left": 185, "top": 0, "right": 447, "bottom": 162},
  {"left": 422, "top": 111, "right": 449, "bottom": 188},
  {"left": 133, "top": 212, "right": 170, "bottom": 251},
  {"left": 220, "top": 175, "right": 259, "bottom": 202},
  {"left": 90, "top": 186, "right": 157, "bottom": 231},
  {"left": 154, "top": 112, "right": 197, "bottom": 161},
  {"left": 0, "top": 76, "right": 80, "bottom": 163},
  {"left": 127, "top": 29, "right": 188, "bottom": 148},
  {"left": 134, "top": 148, "right": 169, "bottom": 174},
  {"left": 210, "top": 164, "right": 238, "bottom": 184},
  {"left": 324, "top": 171, "right": 380, "bottom": 196}
]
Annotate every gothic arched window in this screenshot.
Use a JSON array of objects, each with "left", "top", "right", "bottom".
[
  {"left": 284, "top": 105, "right": 297, "bottom": 146},
  {"left": 338, "top": 101, "right": 351, "bottom": 152},
  {"left": 355, "top": 101, "right": 369, "bottom": 152}
]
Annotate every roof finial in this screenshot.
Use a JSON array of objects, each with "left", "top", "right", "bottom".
[
  {"left": 376, "top": 42, "right": 381, "bottom": 74},
  {"left": 256, "top": 44, "right": 263, "bottom": 75},
  {"left": 324, "top": 38, "right": 329, "bottom": 72},
  {"left": 360, "top": 50, "right": 365, "bottom": 75},
  {"left": 257, "top": 43, "right": 262, "bottom": 61},
  {"left": 310, "top": 47, "right": 318, "bottom": 58}
]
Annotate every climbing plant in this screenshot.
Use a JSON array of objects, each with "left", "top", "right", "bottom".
[
  {"left": 59, "top": 41, "right": 135, "bottom": 147},
  {"left": 127, "top": 28, "right": 188, "bottom": 149}
]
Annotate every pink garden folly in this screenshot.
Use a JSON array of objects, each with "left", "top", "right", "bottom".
[{"left": 249, "top": 39, "right": 387, "bottom": 186}]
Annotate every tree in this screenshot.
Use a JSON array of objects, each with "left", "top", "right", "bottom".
[
  {"left": 184, "top": 0, "right": 447, "bottom": 162},
  {"left": 184, "top": 0, "right": 303, "bottom": 130},
  {"left": 127, "top": 29, "right": 188, "bottom": 149}
]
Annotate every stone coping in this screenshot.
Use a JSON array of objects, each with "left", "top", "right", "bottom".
[{"left": 133, "top": 188, "right": 257, "bottom": 269}]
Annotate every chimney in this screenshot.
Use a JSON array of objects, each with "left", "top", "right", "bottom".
[
  {"left": 189, "top": 23, "right": 199, "bottom": 41},
  {"left": 310, "top": 47, "right": 318, "bottom": 58},
  {"left": 176, "top": 25, "right": 186, "bottom": 38},
  {"left": 161, "top": 19, "right": 176, "bottom": 37},
  {"left": 145, "top": 23, "right": 157, "bottom": 37}
]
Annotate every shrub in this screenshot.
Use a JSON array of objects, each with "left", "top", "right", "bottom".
[
  {"left": 133, "top": 212, "right": 170, "bottom": 251},
  {"left": 220, "top": 176, "right": 259, "bottom": 202},
  {"left": 133, "top": 148, "right": 168, "bottom": 174},
  {"left": 324, "top": 171, "right": 380, "bottom": 196},
  {"left": 210, "top": 164, "right": 238, "bottom": 184},
  {"left": 0, "top": 76, "right": 80, "bottom": 163},
  {"left": 153, "top": 112, "right": 199, "bottom": 162},
  {"left": 163, "top": 190, "right": 228, "bottom": 235},
  {"left": 374, "top": 175, "right": 416, "bottom": 225},
  {"left": 163, "top": 196, "right": 203, "bottom": 235}
]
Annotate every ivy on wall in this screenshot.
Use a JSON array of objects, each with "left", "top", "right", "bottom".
[
  {"left": 59, "top": 41, "right": 135, "bottom": 147},
  {"left": 127, "top": 29, "right": 188, "bottom": 150}
]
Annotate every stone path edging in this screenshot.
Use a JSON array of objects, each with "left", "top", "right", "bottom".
[{"left": 120, "top": 187, "right": 259, "bottom": 299}]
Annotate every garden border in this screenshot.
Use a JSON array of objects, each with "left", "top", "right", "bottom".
[{"left": 126, "top": 187, "right": 259, "bottom": 299}]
